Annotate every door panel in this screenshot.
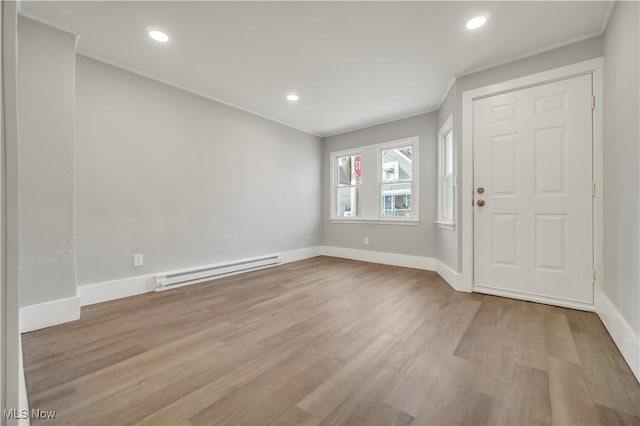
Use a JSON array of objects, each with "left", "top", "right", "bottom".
[
  {"left": 490, "top": 134, "right": 518, "bottom": 195},
  {"left": 473, "top": 74, "right": 593, "bottom": 304},
  {"left": 534, "top": 126, "right": 567, "bottom": 194},
  {"left": 491, "top": 214, "right": 518, "bottom": 266}
]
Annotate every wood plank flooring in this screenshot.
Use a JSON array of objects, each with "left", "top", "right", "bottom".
[{"left": 22, "top": 256, "right": 640, "bottom": 425}]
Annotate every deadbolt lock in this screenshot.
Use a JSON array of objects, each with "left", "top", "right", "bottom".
[
  {"left": 477, "top": 199, "right": 486, "bottom": 207},
  {"left": 477, "top": 187, "right": 485, "bottom": 194}
]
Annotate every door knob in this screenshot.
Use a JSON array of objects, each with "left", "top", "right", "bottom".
[{"left": 477, "top": 199, "right": 486, "bottom": 207}]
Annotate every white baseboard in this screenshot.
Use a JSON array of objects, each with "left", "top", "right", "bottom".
[
  {"left": 595, "top": 288, "right": 640, "bottom": 382},
  {"left": 435, "top": 260, "right": 465, "bottom": 292},
  {"left": 279, "top": 246, "right": 323, "bottom": 264},
  {"left": 78, "top": 246, "right": 323, "bottom": 307},
  {"left": 79, "top": 246, "right": 455, "bottom": 309},
  {"left": 19, "top": 296, "right": 80, "bottom": 333},
  {"left": 77, "top": 274, "right": 156, "bottom": 306},
  {"left": 318, "top": 246, "right": 469, "bottom": 293},
  {"left": 320, "top": 246, "right": 436, "bottom": 272}
]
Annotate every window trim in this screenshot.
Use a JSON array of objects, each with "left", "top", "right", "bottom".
[
  {"left": 329, "top": 136, "right": 419, "bottom": 224},
  {"left": 437, "top": 115, "right": 456, "bottom": 230}
]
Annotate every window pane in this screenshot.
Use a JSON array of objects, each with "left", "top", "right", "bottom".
[
  {"left": 444, "top": 177, "right": 451, "bottom": 221},
  {"left": 337, "top": 155, "right": 362, "bottom": 186},
  {"left": 443, "top": 175, "right": 453, "bottom": 221},
  {"left": 337, "top": 187, "right": 361, "bottom": 217},
  {"left": 381, "top": 146, "right": 412, "bottom": 182},
  {"left": 444, "top": 131, "right": 453, "bottom": 175},
  {"left": 381, "top": 183, "right": 412, "bottom": 217}
]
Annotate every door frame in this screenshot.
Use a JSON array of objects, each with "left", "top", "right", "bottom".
[
  {"left": 1, "top": 1, "right": 21, "bottom": 419},
  {"left": 460, "top": 57, "right": 604, "bottom": 311}
]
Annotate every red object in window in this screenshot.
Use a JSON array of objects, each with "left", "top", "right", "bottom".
[{"left": 354, "top": 155, "right": 362, "bottom": 177}]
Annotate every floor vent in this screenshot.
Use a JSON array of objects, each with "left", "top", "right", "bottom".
[{"left": 155, "top": 255, "right": 280, "bottom": 291}]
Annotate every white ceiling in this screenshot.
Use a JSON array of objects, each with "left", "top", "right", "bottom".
[{"left": 19, "top": 1, "right": 612, "bottom": 136}]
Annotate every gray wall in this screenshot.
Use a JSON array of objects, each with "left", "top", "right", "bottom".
[
  {"left": 322, "top": 112, "right": 438, "bottom": 257},
  {"left": 448, "top": 35, "right": 605, "bottom": 272},
  {"left": 17, "top": 17, "right": 77, "bottom": 306},
  {"left": 74, "top": 55, "right": 323, "bottom": 286},
  {"left": 436, "top": 83, "right": 457, "bottom": 270},
  {"left": 602, "top": 1, "right": 639, "bottom": 335}
]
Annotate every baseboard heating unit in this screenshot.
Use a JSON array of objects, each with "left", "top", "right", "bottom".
[{"left": 155, "top": 255, "right": 280, "bottom": 291}]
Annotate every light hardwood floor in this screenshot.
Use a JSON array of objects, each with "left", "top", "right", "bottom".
[{"left": 22, "top": 256, "right": 640, "bottom": 425}]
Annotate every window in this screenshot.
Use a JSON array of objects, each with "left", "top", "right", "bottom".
[
  {"left": 330, "top": 137, "right": 418, "bottom": 224},
  {"left": 437, "top": 115, "right": 455, "bottom": 229},
  {"left": 380, "top": 144, "right": 414, "bottom": 218},
  {"left": 335, "top": 154, "right": 362, "bottom": 217}
]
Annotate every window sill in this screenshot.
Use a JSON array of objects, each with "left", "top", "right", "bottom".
[
  {"left": 435, "top": 221, "right": 456, "bottom": 231},
  {"left": 329, "top": 218, "right": 420, "bottom": 226}
]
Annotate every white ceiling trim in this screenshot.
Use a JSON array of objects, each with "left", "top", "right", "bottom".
[
  {"left": 600, "top": 1, "right": 616, "bottom": 34},
  {"left": 75, "top": 28, "right": 603, "bottom": 140},
  {"left": 19, "top": 10, "right": 77, "bottom": 37},
  {"left": 455, "top": 30, "right": 604, "bottom": 79},
  {"left": 19, "top": 3, "right": 613, "bottom": 140},
  {"left": 75, "top": 50, "right": 323, "bottom": 138},
  {"left": 437, "top": 76, "right": 456, "bottom": 111},
  {"left": 20, "top": 9, "right": 323, "bottom": 138},
  {"left": 322, "top": 107, "right": 438, "bottom": 139},
  {"left": 20, "top": 10, "right": 82, "bottom": 49}
]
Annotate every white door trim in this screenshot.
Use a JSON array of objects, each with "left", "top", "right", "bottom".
[
  {"left": 2, "top": 0, "right": 22, "bottom": 416},
  {"left": 460, "top": 57, "right": 604, "bottom": 303}
]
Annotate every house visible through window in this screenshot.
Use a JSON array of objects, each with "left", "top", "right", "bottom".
[
  {"left": 437, "top": 115, "right": 455, "bottom": 229},
  {"left": 330, "top": 137, "right": 418, "bottom": 223},
  {"left": 381, "top": 145, "right": 413, "bottom": 217},
  {"left": 336, "top": 154, "right": 362, "bottom": 217}
]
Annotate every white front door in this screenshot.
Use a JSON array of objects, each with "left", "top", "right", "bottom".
[{"left": 473, "top": 74, "right": 593, "bottom": 305}]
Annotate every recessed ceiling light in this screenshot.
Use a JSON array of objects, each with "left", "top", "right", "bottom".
[
  {"left": 466, "top": 16, "right": 487, "bottom": 30},
  {"left": 147, "top": 28, "right": 169, "bottom": 43},
  {"left": 287, "top": 94, "right": 299, "bottom": 102}
]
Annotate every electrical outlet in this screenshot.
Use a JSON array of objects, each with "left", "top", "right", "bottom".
[
  {"left": 133, "top": 254, "right": 144, "bottom": 267},
  {"left": 364, "top": 237, "right": 370, "bottom": 245}
]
